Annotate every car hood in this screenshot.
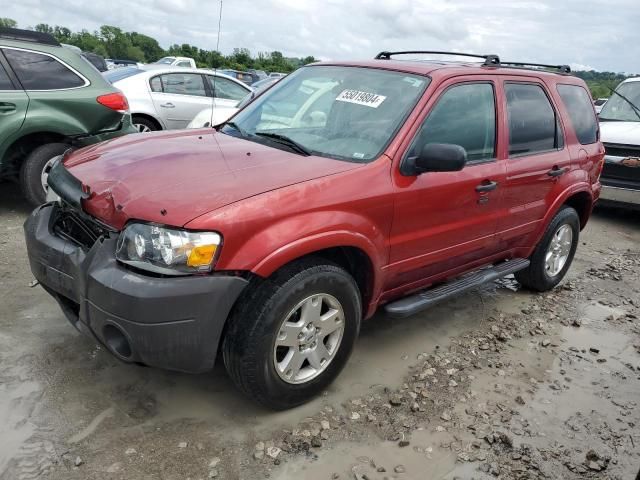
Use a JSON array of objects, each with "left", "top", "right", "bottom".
[
  {"left": 64, "top": 129, "right": 361, "bottom": 230},
  {"left": 599, "top": 121, "right": 640, "bottom": 146}
]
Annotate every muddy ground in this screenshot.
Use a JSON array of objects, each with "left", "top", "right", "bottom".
[{"left": 1, "top": 182, "right": 639, "bottom": 480}]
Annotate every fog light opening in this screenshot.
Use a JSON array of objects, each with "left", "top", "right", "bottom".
[{"left": 103, "top": 324, "right": 132, "bottom": 359}]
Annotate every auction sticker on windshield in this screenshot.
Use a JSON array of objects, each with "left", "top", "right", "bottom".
[{"left": 336, "top": 89, "right": 386, "bottom": 108}]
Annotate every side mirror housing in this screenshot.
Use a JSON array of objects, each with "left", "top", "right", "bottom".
[{"left": 402, "top": 143, "right": 467, "bottom": 175}]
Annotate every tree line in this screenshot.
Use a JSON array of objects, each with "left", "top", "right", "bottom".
[
  {"left": 0, "top": 17, "right": 631, "bottom": 95},
  {"left": 0, "top": 17, "right": 315, "bottom": 73}
]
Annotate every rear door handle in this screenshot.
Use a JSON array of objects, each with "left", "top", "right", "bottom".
[
  {"left": 475, "top": 180, "right": 498, "bottom": 192},
  {"left": 547, "top": 166, "right": 568, "bottom": 177},
  {"left": 160, "top": 103, "right": 175, "bottom": 108}
]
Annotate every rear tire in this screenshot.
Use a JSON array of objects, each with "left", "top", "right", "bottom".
[
  {"left": 20, "top": 142, "right": 69, "bottom": 206},
  {"left": 515, "top": 206, "right": 580, "bottom": 291},
  {"left": 222, "top": 258, "right": 361, "bottom": 410},
  {"left": 132, "top": 116, "right": 159, "bottom": 133}
]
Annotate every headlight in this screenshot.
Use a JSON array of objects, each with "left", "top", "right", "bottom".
[{"left": 116, "top": 223, "right": 222, "bottom": 275}]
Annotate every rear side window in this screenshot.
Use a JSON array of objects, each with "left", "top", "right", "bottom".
[
  {"left": 557, "top": 84, "right": 598, "bottom": 144},
  {"left": 0, "top": 62, "right": 13, "bottom": 90},
  {"left": 506, "top": 83, "right": 561, "bottom": 156},
  {"left": 409, "top": 82, "right": 496, "bottom": 162},
  {"left": 3, "top": 49, "right": 85, "bottom": 90}
]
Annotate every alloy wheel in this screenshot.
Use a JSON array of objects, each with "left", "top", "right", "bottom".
[{"left": 545, "top": 224, "right": 573, "bottom": 277}]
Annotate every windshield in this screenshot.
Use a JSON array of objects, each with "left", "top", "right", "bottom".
[
  {"left": 103, "top": 67, "right": 143, "bottom": 83},
  {"left": 222, "top": 65, "right": 429, "bottom": 162},
  {"left": 599, "top": 81, "right": 640, "bottom": 121},
  {"left": 155, "top": 57, "right": 175, "bottom": 65}
]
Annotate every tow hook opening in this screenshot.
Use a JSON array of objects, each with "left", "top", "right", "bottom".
[{"left": 103, "top": 324, "right": 132, "bottom": 359}]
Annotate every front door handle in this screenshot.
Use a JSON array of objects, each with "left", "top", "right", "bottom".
[
  {"left": 475, "top": 180, "right": 498, "bottom": 193},
  {"left": 160, "top": 103, "right": 175, "bottom": 108},
  {"left": 547, "top": 166, "right": 568, "bottom": 177},
  {"left": 0, "top": 102, "right": 16, "bottom": 113}
]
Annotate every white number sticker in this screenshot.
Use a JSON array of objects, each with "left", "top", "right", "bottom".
[{"left": 335, "top": 89, "right": 386, "bottom": 108}]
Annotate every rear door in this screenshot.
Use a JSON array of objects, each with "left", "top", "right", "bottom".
[
  {"left": 388, "top": 78, "right": 506, "bottom": 290},
  {"left": 205, "top": 75, "right": 250, "bottom": 109},
  {"left": 0, "top": 52, "right": 28, "bottom": 149},
  {"left": 149, "top": 73, "right": 212, "bottom": 129},
  {"left": 496, "top": 80, "right": 571, "bottom": 249}
]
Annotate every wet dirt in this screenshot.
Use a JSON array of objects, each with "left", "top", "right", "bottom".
[{"left": 1, "top": 181, "right": 639, "bottom": 480}]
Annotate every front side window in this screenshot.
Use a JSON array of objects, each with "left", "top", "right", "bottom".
[
  {"left": 208, "top": 76, "right": 248, "bottom": 102},
  {"left": 224, "top": 66, "right": 429, "bottom": 162},
  {"left": 506, "top": 83, "right": 561, "bottom": 156},
  {"left": 156, "top": 73, "right": 206, "bottom": 96},
  {"left": 407, "top": 82, "right": 496, "bottom": 163},
  {"left": 3, "top": 48, "right": 85, "bottom": 90},
  {"left": 557, "top": 84, "right": 598, "bottom": 144},
  {"left": 599, "top": 81, "right": 640, "bottom": 122}
]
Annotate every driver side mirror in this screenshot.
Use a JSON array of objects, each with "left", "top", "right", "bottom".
[{"left": 403, "top": 143, "right": 467, "bottom": 176}]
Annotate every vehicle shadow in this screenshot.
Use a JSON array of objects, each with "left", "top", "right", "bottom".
[{"left": 0, "top": 182, "right": 32, "bottom": 217}]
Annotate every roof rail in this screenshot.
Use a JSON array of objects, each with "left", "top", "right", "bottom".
[
  {"left": 0, "top": 27, "right": 60, "bottom": 46},
  {"left": 375, "top": 50, "right": 500, "bottom": 67},
  {"left": 500, "top": 62, "right": 571, "bottom": 74}
]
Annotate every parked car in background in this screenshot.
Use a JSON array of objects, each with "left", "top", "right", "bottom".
[
  {"left": 26, "top": 51, "right": 603, "bottom": 409},
  {"left": 146, "top": 56, "right": 197, "bottom": 69},
  {"left": 187, "top": 76, "right": 281, "bottom": 128},
  {"left": 0, "top": 28, "right": 135, "bottom": 205},
  {"left": 598, "top": 78, "right": 640, "bottom": 209},
  {"left": 248, "top": 68, "right": 268, "bottom": 81},
  {"left": 106, "top": 58, "right": 143, "bottom": 70},
  {"left": 219, "top": 69, "right": 255, "bottom": 85},
  {"left": 594, "top": 97, "right": 608, "bottom": 114},
  {"left": 62, "top": 44, "right": 108, "bottom": 72},
  {"left": 105, "top": 67, "right": 251, "bottom": 131}
]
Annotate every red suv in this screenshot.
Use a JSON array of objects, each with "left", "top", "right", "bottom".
[{"left": 25, "top": 51, "right": 603, "bottom": 409}]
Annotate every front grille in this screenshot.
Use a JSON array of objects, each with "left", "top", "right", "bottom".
[
  {"left": 602, "top": 143, "right": 640, "bottom": 187},
  {"left": 52, "top": 202, "right": 113, "bottom": 249},
  {"left": 603, "top": 142, "right": 640, "bottom": 159}
]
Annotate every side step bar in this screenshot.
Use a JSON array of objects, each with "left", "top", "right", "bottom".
[{"left": 384, "top": 258, "right": 530, "bottom": 319}]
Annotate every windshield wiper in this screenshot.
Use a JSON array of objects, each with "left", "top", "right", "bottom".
[
  {"left": 608, "top": 87, "right": 640, "bottom": 121},
  {"left": 254, "top": 132, "right": 311, "bottom": 156}
]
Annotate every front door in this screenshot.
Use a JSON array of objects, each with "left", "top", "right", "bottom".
[
  {"left": 496, "top": 80, "right": 571, "bottom": 249},
  {"left": 388, "top": 80, "right": 506, "bottom": 291},
  {"left": 0, "top": 54, "right": 28, "bottom": 145},
  {"left": 150, "top": 73, "right": 212, "bottom": 129}
]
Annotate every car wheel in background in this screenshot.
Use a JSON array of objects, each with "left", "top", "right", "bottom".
[
  {"left": 20, "top": 142, "right": 70, "bottom": 206},
  {"left": 515, "top": 206, "right": 580, "bottom": 291},
  {"left": 222, "top": 258, "right": 362, "bottom": 410},
  {"left": 132, "top": 116, "right": 159, "bottom": 133}
]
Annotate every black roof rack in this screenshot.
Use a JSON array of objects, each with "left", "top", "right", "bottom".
[
  {"left": 375, "top": 50, "right": 500, "bottom": 67},
  {"left": 500, "top": 62, "right": 571, "bottom": 74},
  {"left": 0, "top": 27, "right": 60, "bottom": 46}
]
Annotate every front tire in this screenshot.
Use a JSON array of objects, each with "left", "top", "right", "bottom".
[
  {"left": 132, "top": 116, "right": 159, "bottom": 133},
  {"left": 222, "top": 258, "right": 361, "bottom": 410},
  {"left": 515, "top": 206, "right": 580, "bottom": 291},
  {"left": 20, "top": 142, "right": 70, "bottom": 206}
]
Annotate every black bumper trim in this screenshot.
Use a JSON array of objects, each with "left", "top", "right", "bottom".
[{"left": 24, "top": 204, "right": 248, "bottom": 373}]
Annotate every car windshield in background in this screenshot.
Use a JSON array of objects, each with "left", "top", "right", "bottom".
[
  {"left": 222, "top": 66, "right": 429, "bottom": 162},
  {"left": 599, "top": 82, "right": 640, "bottom": 122},
  {"left": 103, "top": 67, "right": 143, "bottom": 84}
]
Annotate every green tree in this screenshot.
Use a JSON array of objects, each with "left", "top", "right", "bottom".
[{"left": 0, "top": 18, "right": 17, "bottom": 28}]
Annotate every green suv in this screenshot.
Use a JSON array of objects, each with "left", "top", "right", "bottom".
[{"left": 0, "top": 28, "right": 136, "bottom": 205}]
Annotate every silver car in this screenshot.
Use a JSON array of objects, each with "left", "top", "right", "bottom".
[{"left": 104, "top": 67, "right": 252, "bottom": 132}]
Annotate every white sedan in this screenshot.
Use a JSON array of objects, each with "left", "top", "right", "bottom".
[{"left": 104, "top": 67, "right": 252, "bottom": 132}]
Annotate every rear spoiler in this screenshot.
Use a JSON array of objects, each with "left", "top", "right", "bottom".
[{"left": 47, "top": 156, "right": 90, "bottom": 209}]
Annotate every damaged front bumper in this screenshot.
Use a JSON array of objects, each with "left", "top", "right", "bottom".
[{"left": 24, "top": 203, "right": 248, "bottom": 373}]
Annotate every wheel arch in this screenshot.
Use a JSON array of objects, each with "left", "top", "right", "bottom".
[
  {"left": 131, "top": 112, "right": 163, "bottom": 130},
  {"left": 563, "top": 190, "right": 593, "bottom": 229},
  {"left": 0, "top": 131, "right": 70, "bottom": 179}
]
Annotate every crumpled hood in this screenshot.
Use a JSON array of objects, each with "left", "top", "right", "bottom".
[
  {"left": 600, "top": 121, "right": 640, "bottom": 146},
  {"left": 64, "top": 129, "right": 361, "bottom": 230}
]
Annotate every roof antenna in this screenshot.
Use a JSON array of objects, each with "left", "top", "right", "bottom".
[{"left": 210, "top": 0, "right": 223, "bottom": 129}]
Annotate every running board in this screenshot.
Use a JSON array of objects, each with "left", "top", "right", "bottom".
[{"left": 384, "top": 258, "right": 530, "bottom": 319}]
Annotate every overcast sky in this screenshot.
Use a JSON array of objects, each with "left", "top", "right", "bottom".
[{"left": 5, "top": 0, "right": 640, "bottom": 73}]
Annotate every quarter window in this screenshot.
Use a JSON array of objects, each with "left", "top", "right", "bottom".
[
  {"left": 557, "top": 84, "right": 598, "bottom": 144},
  {"left": 505, "top": 83, "right": 562, "bottom": 156},
  {"left": 154, "top": 73, "right": 206, "bottom": 97},
  {"left": 408, "top": 83, "right": 496, "bottom": 162},
  {"left": 0, "top": 62, "right": 13, "bottom": 90},
  {"left": 208, "top": 76, "right": 248, "bottom": 102},
  {"left": 3, "top": 49, "right": 85, "bottom": 90}
]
